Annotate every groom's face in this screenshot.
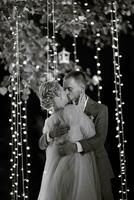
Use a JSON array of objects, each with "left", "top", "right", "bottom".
[{"left": 63, "top": 77, "right": 82, "bottom": 102}]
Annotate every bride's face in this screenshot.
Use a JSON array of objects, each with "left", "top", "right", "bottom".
[{"left": 53, "top": 86, "right": 68, "bottom": 109}]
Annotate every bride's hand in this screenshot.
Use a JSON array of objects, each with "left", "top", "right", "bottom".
[
  {"left": 49, "top": 125, "right": 70, "bottom": 138},
  {"left": 77, "top": 92, "right": 87, "bottom": 111}
]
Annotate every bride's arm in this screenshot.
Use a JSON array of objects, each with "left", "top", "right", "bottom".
[
  {"left": 63, "top": 105, "right": 96, "bottom": 139},
  {"left": 39, "top": 112, "right": 66, "bottom": 150},
  {"left": 80, "top": 114, "right": 96, "bottom": 139},
  {"left": 57, "top": 105, "right": 95, "bottom": 155},
  {"left": 38, "top": 118, "right": 53, "bottom": 150}
]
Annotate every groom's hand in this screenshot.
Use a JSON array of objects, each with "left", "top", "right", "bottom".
[
  {"left": 58, "top": 141, "right": 77, "bottom": 156},
  {"left": 49, "top": 125, "right": 70, "bottom": 138}
]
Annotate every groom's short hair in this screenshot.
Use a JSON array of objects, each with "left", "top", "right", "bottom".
[{"left": 64, "top": 71, "right": 86, "bottom": 86}]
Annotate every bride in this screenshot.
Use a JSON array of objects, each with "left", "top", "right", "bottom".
[{"left": 37, "top": 80, "right": 101, "bottom": 200}]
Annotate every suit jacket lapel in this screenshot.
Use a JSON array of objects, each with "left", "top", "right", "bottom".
[{"left": 84, "top": 96, "right": 94, "bottom": 114}]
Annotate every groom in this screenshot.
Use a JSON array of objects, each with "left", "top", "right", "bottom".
[{"left": 39, "top": 71, "right": 114, "bottom": 200}]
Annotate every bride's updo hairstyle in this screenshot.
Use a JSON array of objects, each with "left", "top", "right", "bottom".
[{"left": 39, "top": 80, "right": 61, "bottom": 110}]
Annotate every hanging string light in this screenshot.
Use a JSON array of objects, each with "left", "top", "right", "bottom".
[
  {"left": 46, "top": 0, "right": 58, "bottom": 79},
  {"left": 52, "top": 0, "right": 58, "bottom": 73},
  {"left": 21, "top": 99, "right": 31, "bottom": 197},
  {"left": 46, "top": 0, "right": 50, "bottom": 81},
  {"left": 84, "top": 1, "right": 90, "bottom": 13},
  {"left": 110, "top": 1, "right": 129, "bottom": 199},
  {"left": 45, "top": 0, "right": 58, "bottom": 115},
  {"left": 46, "top": 0, "right": 53, "bottom": 115},
  {"left": 9, "top": 6, "right": 30, "bottom": 199},
  {"left": 94, "top": 31, "right": 102, "bottom": 103},
  {"left": 72, "top": 1, "right": 79, "bottom": 70}
]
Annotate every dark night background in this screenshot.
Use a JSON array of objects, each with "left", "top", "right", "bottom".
[{"left": 0, "top": 30, "right": 132, "bottom": 200}]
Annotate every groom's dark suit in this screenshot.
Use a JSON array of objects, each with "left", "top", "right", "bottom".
[{"left": 81, "top": 97, "right": 114, "bottom": 200}]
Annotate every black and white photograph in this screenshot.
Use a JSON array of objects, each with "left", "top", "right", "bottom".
[{"left": 0, "top": 0, "right": 132, "bottom": 200}]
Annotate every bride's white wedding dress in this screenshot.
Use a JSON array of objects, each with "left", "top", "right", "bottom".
[{"left": 38, "top": 104, "right": 101, "bottom": 200}]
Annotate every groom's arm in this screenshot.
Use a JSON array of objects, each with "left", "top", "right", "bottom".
[
  {"left": 58, "top": 105, "right": 108, "bottom": 156},
  {"left": 79, "top": 105, "right": 108, "bottom": 153}
]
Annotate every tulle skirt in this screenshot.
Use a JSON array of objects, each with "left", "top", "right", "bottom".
[{"left": 37, "top": 143, "right": 101, "bottom": 200}]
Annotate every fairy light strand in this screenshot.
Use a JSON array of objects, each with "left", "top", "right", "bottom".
[
  {"left": 46, "top": 0, "right": 58, "bottom": 81},
  {"left": 46, "top": 0, "right": 51, "bottom": 117},
  {"left": 9, "top": 77, "right": 16, "bottom": 199},
  {"left": 46, "top": 0, "right": 53, "bottom": 74},
  {"left": 22, "top": 100, "right": 31, "bottom": 198},
  {"left": 16, "top": 13, "right": 20, "bottom": 199},
  {"left": 46, "top": 0, "right": 49, "bottom": 81},
  {"left": 94, "top": 32, "right": 102, "bottom": 103},
  {"left": 72, "top": 1, "right": 79, "bottom": 68},
  {"left": 111, "top": 1, "right": 129, "bottom": 199},
  {"left": 9, "top": 6, "right": 30, "bottom": 199},
  {"left": 52, "top": 0, "right": 58, "bottom": 73},
  {"left": 46, "top": 0, "right": 56, "bottom": 115}
]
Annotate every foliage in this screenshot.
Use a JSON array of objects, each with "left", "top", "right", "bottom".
[{"left": 0, "top": 0, "right": 134, "bottom": 99}]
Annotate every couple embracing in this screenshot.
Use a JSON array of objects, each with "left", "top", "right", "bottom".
[{"left": 37, "top": 71, "right": 114, "bottom": 200}]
